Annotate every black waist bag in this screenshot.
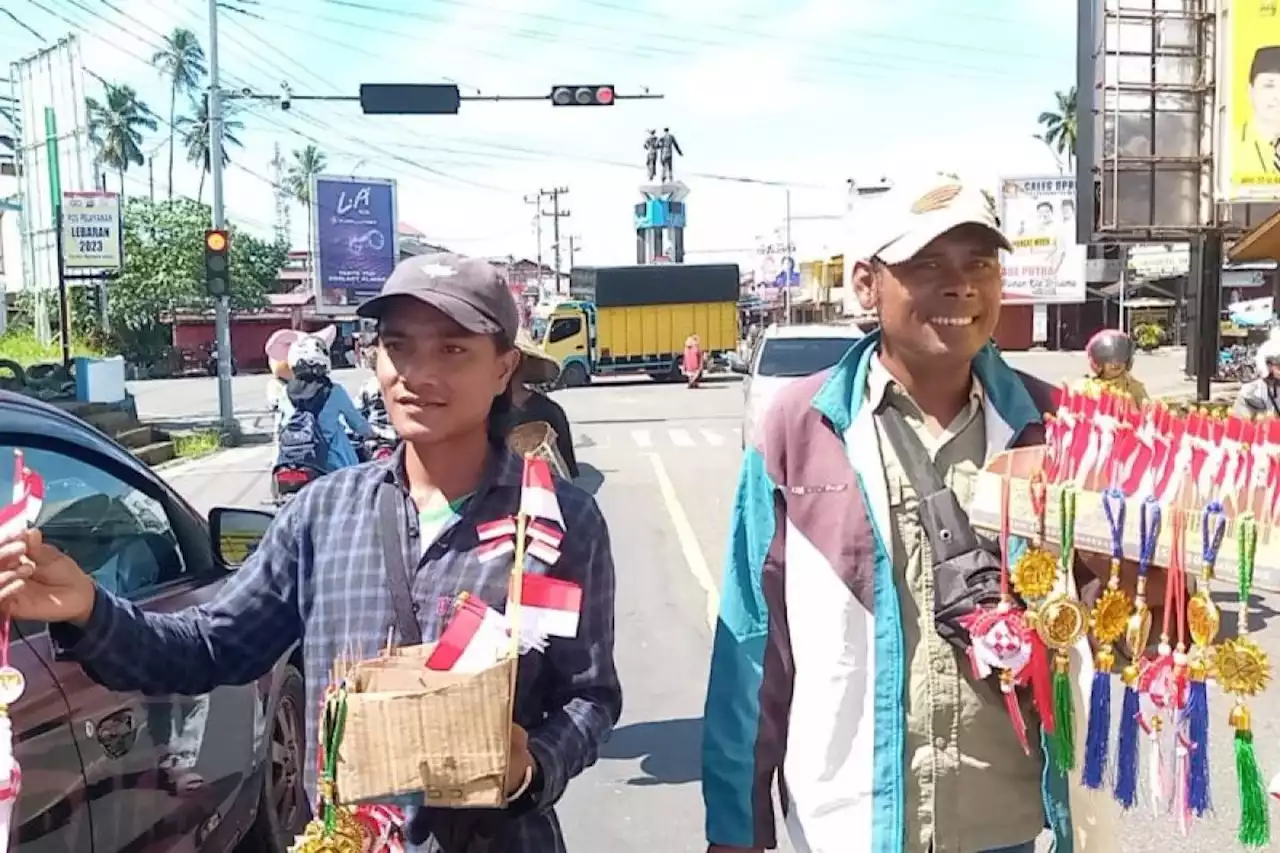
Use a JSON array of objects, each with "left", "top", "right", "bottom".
[{"left": 878, "top": 405, "right": 1004, "bottom": 653}]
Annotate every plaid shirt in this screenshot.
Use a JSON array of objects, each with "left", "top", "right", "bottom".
[{"left": 51, "top": 443, "right": 621, "bottom": 852}]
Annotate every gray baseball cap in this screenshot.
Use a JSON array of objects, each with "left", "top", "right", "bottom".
[{"left": 357, "top": 253, "right": 520, "bottom": 342}]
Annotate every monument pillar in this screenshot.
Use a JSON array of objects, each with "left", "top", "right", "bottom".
[{"left": 634, "top": 181, "right": 689, "bottom": 264}]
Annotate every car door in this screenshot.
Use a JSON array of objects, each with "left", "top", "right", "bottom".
[
  {"left": 8, "top": 617, "right": 92, "bottom": 853},
  {"left": 2, "top": 440, "right": 258, "bottom": 853}
]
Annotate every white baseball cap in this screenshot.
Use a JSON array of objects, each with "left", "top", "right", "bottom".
[{"left": 848, "top": 175, "right": 1011, "bottom": 265}]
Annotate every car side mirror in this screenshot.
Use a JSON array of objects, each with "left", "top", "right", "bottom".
[{"left": 210, "top": 507, "right": 275, "bottom": 568}]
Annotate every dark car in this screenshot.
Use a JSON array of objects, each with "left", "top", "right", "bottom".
[{"left": 0, "top": 391, "right": 309, "bottom": 851}]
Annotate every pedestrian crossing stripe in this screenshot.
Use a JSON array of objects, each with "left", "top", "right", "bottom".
[{"left": 609, "top": 427, "right": 741, "bottom": 450}]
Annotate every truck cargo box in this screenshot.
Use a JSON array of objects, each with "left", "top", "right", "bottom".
[{"left": 569, "top": 264, "right": 740, "bottom": 308}]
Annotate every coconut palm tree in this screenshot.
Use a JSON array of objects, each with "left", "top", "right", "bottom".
[
  {"left": 284, "top": 145, "right": 328, "bottom": 267},
  {"left": 1036, "top": 87, "right": 1078, "bottom": 175},
  {"left": 152, "top": 27, "right": 207, "bottom": 199},
  {"left": 86, "top": 83, "right": 159, "bottom": 197},
  {"left": 176, "top": 97, "right": 244, "bottom": 203}
]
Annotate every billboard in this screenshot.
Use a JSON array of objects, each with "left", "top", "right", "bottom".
[
  {"left": 10, "top": 37, "right": 98, "bottom": 339},
  {"left": 1223, "top": 0, "right": 1280, "bottom": 201},
  {"left": 998, "top": 176, "right": 1087, "bottom": 304},
  {"left": 311, "top": 175, "right": 398, "bottom": 315},
  {"left": 61, "top": 191, "right": 121, "bottom": 270}
]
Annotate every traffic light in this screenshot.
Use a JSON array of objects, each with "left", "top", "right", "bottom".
[
  {"left": 204, "top": 229, "right": 230, "bottom": 297},
  {"left": 550, "top": 85, "right": 615, "bottom": 107}
]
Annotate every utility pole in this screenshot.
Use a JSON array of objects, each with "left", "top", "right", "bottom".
[
  {"left": 568, "top": 235, "right": 578, "bottom": 270},
  {"left": 523, "top": 193, "right": 543, "bottom": 292},
  {"left": 207, "top": 0, "right": 234, "bottom": 431},
  {"left": 540, "top": 187, "right": 570, "bottom": 292}
]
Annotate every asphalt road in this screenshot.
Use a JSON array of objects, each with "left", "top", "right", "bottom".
[{"left": 150, "top": 358, "right": 1276, "bottom": 853}]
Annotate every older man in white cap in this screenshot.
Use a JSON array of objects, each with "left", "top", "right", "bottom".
[{"left": 702, "top": 174, "right": 1129, "bottom": 853}]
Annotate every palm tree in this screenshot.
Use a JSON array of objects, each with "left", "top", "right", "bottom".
[
  {"left": 86, "top": 83, "right": 159, "bottom": 196},
  {"left": 152, "top": 28, "right": 207, "bottom": 199},
  {"left": 284, "top": 145, "right": 328, "bottom": 266},
  {"left": 176, "top": 97, "right": 244, "bottom": 203},
  {"left": 1036, "top": 87, "right": 1078, "bottom": 175}
]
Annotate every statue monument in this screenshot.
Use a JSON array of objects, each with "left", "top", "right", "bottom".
[
  {"left": 658, "top": 127, "right": 682, "bottom": 183},
  {"left": 644, "top": 130, "right": 659, "bottom": 182}
]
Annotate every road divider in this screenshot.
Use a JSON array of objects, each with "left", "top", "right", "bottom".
[{"left": 647, "top": 452, "right": 721, "bottom": 629}]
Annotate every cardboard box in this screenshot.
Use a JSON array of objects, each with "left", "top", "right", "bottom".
[
  {"left": 335, "top": 645, "right": 515, "bottom": 808},
  {"left": 969, "top": 446, "right": 1280, "bottom": 593}
]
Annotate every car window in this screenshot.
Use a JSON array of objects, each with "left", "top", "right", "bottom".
[
  {"left": 755, "top": 337, "right": 859, "bottom": 378},
  {"left": 547, "top": 317, "right": 582, "bottom": 344},
  {"left": 0, "top": 443, "right": 186, "bottom": 599}
]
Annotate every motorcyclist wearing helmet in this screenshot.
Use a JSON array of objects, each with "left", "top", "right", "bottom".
[
  {"left": 1074, "top": 328, "right": 1150, "bottom": 405},
  {"left": 1233, "top": 336, "right": 1280, "bottom": 417},
  {"left": 278, "top": 335, "right": 375, "bottom": 472}
]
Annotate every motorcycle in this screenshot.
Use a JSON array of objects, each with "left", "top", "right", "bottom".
[
  {"left": 204, "top": 343, "right": 238, "bottom": 377},
  {"left": 270, "top": 463, "right": 318, "bottom": 506}
]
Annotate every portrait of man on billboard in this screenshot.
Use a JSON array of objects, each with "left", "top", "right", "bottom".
[{"left": 1239, "top": 45, "right": 1280, "bottom": 175}]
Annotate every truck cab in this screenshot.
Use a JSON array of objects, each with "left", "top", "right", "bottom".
[{"left": 542, "top": 301, "right": 598, "bottom": 387}]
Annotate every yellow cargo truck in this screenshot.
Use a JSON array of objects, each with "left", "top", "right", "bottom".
[{"left": 540, "top": 264, "right": 740, "bottom": 386}]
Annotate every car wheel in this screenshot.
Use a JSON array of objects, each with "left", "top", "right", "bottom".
[
  {"left": 241, "top": 665, "right": 309, "bottom": 852},
  {"left": 559, "top": 362, "right": 590, "bottom": 388}
]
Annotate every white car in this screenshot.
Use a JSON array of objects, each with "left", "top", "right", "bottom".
[{"left": 732, "top": 323, "right": 867, "bottom": 448}]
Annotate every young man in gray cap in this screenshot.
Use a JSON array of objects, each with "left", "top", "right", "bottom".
[{"left": 0, "top": 253, "right": 621, "bottom": 852}]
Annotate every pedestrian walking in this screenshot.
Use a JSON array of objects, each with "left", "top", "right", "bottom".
[
  {"left": 701, "top": 175, "right": 1149, "bottom": 853},
  {"left": 0, "top": 253, "right": 621, "bottom": 852}
]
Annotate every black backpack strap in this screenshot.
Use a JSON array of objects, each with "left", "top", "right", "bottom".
[
  {"left": 377, "top": 483, "right": 423, "bottom": 645},
  {"left": 877, "top": 404, "right": 984, "bottom": 562}
]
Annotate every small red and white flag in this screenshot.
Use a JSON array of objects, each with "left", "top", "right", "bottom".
[
  {"left": 426, "top": 594, "right": 547, "bottom": 672},
  {"left": 526, "top": 519, "right": 563, "bottom": 565},
  {"left": 0, "top": 456, "right": 43, "bottom": 543},
  {"left": 477, "top": 536, "right": 516, "bottom": 563},
  {"left": 477, "top": 517, "right": 517, "bottom": 542},
  {"left": 520, "top": 574, "right": 582, "bottom": 640},
  {"left": 519, "top": 457, "right": 564, "bottom": 528}
]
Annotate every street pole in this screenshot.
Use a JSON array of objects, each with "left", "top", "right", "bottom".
[
  {"left": 784, "top": 188, "right": 793, "bottom": 325},
  {"left": 524, "top": 194, "right": 543, "bottom": 293},
  {"left": 568, "top": 235, "right": 576, "bottom": 270},
  {"left": 208, "top": 0, "right": 234, "bottom": 430}
]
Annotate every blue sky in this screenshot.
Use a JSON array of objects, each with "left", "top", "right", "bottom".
[{"left": 2, "top": 0, "right": 1077, "bottom": 272}]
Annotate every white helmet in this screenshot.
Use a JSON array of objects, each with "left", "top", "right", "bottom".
[{"left": 287, "top": 335, "right": 331, "bottom": 375}]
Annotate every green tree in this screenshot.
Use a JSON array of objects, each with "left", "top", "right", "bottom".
[
  {"left": 1036, "top": 87, "right": 1078, "bottom": 174},
  {"left": 284, "top": 144, "right": 328, "bottom": 265},
  {"left": 151, "top": 27, "right": 207, "bottom": 199},
  {"left": 86, "top": 82, "right": 159, "bottom": 197},
  {"left": 109, "top": 198, "right": 283, "bottom": 365},
  {"left": 176, "top": 97, "right": 244, "bottom": 203}
]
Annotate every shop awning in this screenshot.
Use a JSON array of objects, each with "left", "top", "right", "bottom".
[{"left": 1228, "top": 207, "right": 1280, "bottom": 262}]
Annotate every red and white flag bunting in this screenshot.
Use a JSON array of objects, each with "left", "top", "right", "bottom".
[
  {"left": 519, "top": 457, "right": 564, "bottom": 528},
  {"left": 425, "top": 576, "right": 584, "bottom": 673},
  {"left": 0, "top": 454, "right": 44, "bottom": 543},
  {"left": 477, "top": 517, "right": 517, "bottom": 542}
]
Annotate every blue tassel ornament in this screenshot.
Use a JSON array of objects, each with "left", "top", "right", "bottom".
[
  {"left": 1082, "top": 659, "right": 1114, "bottom": 790},
  {"left": 1113, "top": 665, "right": 1142, "bottom": 809},
  {"left": 1184, "top": 671, "right": 1212, "bottom": 815}
]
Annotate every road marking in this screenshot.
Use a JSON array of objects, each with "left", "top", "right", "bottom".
[
  {"left": 631, "top": 430, "right": 653, "bottom": 448},
  {"left": 647, "top": 452, "right": 720, "bottom": 630},
  {"left": 669, "top": 429, "right": 695, "bottom": 447},
  {"left": 700, "top": 429, "right": 725, "bottom": 447}
]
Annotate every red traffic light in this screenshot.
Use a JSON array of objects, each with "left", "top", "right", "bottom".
[
  {"left": 550, "top": 85, "right": 616, "bottom": 106},
  {"left": 205, "top": 229, "right": 229, "bottom": 252}
]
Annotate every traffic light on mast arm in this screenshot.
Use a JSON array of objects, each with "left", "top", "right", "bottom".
[
  {"left": 550, "top": 85, "right": 615, "bottom": 106},
  {"left": 204, "top": 229, "right": 231, "bottom": 297}
]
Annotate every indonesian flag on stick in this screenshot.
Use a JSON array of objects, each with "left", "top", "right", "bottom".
[
  {"left": 477, "top": 517, "right": 517, "bottom": 542},
  {"left": 0, "top": 454, "right": 44, "bottom": 542},
  {"left": 477, "top": 536, "right": 516, "bottom": 563},
  {"left": 519, "top": 457, "right": 564, "bottom": 528},
  {"left": 520, "top": 574, "right": 582, "bottom": 640}
]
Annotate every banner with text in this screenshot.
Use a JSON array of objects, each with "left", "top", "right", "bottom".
[
  {"left": 998, "top": 176, "right": 1086, "bottom": 304},
  {"left": 1222, "top": 0, "right": 1280, "bottom": 201},
  {"left": 61, "top": 191, "right": 121, "bottom": 271},
  {"left": 312, "top": 175, "right": 398, "bottom": 313}
]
